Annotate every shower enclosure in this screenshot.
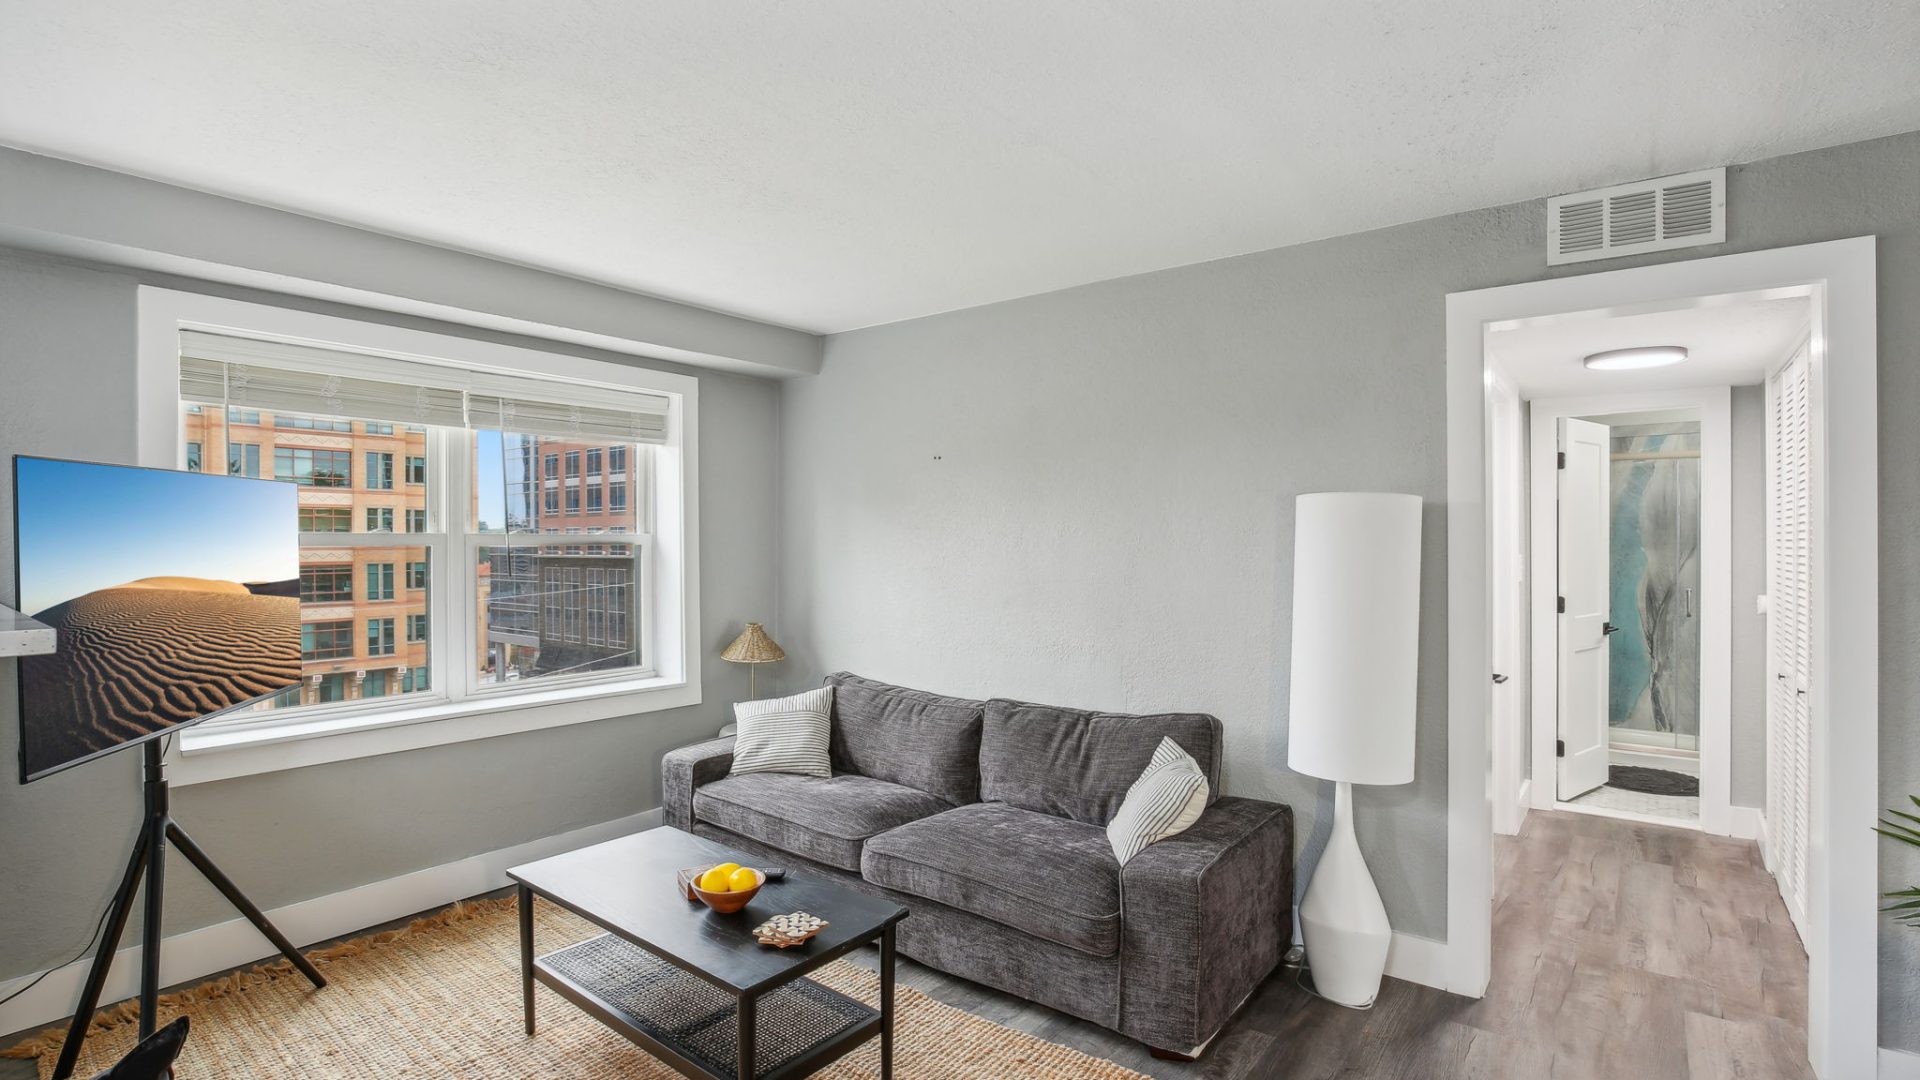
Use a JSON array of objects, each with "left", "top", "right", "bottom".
[{"left": 1606, "top": 419, "right": 1701, "bottom": 753}]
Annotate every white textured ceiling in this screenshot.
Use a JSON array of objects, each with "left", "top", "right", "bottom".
[
  {"left": 2, "top": 2, "right": 1917, "bottom": 334},
  {"left": 1488, "top": 294, "right": 1810, "bottom": 399}
]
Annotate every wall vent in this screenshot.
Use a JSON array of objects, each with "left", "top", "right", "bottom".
[{"left": 1546, "top": 167, "right": 1725, "bottom": 265}]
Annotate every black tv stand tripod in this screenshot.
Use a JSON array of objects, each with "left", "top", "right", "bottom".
[{"left": 51, "top": 739, "right": 327, "bottom": 1079}]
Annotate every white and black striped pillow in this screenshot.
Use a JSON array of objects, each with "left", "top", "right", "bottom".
[
  {"left": 1106, "top": 736, "right": 1210, "bottom": 864},
  {"left": 730, "top": 687, "right": 834, "bottom": 778}
]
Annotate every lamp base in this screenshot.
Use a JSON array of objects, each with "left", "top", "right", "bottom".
[{"left": 1298, "top": 780, "right": 1391, "bottom": 1008}]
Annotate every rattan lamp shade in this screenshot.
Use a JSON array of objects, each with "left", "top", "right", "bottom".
[
  {"left": 721, "top": 623, "right": 784, "bottom": 701},
  {"left": 721, "top": 623, "right": 785, "bottom": 664}
]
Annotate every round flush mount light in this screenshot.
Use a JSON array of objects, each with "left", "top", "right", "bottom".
[{"left": 1582, "top": 345, "right": 1689, "bottom": 371}]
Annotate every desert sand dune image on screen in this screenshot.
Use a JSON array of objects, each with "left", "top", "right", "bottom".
[{"left": 20, "top": 576, "right": 300, "bottom": 777}]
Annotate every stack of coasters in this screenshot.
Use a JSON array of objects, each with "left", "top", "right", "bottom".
[{"left": 753, "top": 911, "right": 828, "bottom": 949}]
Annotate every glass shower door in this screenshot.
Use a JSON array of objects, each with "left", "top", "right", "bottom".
[{"left": 1607, "top": 422, "right": 1701, "bottom": 752}]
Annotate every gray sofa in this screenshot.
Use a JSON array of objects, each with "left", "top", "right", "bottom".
[{"left": 663, "top": 672, "right": 1294, "bottom": 1056}]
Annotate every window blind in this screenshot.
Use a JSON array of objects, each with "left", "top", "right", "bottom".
[{"left": 178, "top": 331, "right": 672, "bottom": 444}]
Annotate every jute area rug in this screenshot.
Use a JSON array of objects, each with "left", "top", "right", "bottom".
[{"left": 3, "top": 896, "right": 1146, "bottom": 1079}]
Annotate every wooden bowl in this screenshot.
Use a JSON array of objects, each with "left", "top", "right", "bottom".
[{"left": 690, "top": 867, "right": 764, "bottom": 914}]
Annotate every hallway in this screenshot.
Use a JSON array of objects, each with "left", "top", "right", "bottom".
[{"left": 1473, "top": 809, "right": 1810, "bottom": 1078}]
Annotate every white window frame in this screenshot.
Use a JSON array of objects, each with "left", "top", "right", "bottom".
[{"left": 137, "top": 288, "right": 701, "bottom": 786}]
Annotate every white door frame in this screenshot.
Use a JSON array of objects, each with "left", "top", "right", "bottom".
[
  {"left": 1525, "top": 389, "right": 1732, "bottom": 834},
  {"left": 1444, "top": 237, "right": 1877, "bottom": 1079}
]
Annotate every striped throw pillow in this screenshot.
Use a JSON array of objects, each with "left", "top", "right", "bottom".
[
  {"left": 1106, "top": 736, "right": 1210, "bottom": 864},
  {"left": 730, "top": 687, "right": 834, "bottom": 778}
]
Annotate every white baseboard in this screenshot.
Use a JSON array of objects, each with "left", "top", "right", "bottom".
[
  {"left": 1384, "top": 932, "right": 1449, "bottom": 991},
  {"left": 1727, "top": 804, "right": 1762, "bottom": 841},
  {"left": 1883, "top": 1046, "right": 1920, "bottom": 1079},
  {"left": 0, "top": 807, "right": 662, "bottom": 1038}
]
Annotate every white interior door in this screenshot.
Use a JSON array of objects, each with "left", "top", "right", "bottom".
[
  {"left": 1765, "top": 344, "right": 1814, "bottom": 936},
  {"left": 1557, "top": 417, "right": 1612, "bottom": 799}
]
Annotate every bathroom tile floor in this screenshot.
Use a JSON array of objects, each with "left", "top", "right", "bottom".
[{"left": 1569, "top": 783, "right": 1702, "bottom": 822}]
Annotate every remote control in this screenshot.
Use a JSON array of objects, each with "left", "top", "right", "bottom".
[{"left": 763, "top": 867, "right": 787, "bottom": 881}]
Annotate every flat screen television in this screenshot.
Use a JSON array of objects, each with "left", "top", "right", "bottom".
[{"left": 14, "top": 456, "right": 301, "bottom": 782}]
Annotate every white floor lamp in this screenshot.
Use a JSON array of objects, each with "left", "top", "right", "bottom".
[{"left": 1287, "top": 492, "right": 1422, "bottom": 1008}]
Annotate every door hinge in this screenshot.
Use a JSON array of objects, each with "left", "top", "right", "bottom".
[
  {"left": 1557, "top": 451, "right": 1566, "bottom": 469},
  {"left": 1557, "top": 595, "right": 1566, "bottom": 613},
  {"left": 1556, "top": 739, "right": 1565, "bottom": 758}
]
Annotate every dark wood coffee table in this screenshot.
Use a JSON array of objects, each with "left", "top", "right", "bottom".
[{"left": 508, "top": 826, "right": 907, "bottom": 1080}]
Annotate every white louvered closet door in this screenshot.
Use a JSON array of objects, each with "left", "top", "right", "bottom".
[{"left": 1764, "top": 343, "right": 1813, "bottom": 934}]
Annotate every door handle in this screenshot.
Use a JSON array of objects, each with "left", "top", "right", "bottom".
[
  {"left": 1602, "top": 622, "right": 1621, "bottom": 635},
  {"left": 1684, "top": 587, "right": 1694, "bottom": 618},
  {"left": 1491, "top": 673, "right": 1509, "bottom": 684}
]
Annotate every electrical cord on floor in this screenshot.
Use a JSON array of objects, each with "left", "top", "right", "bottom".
[
  {"left": 0, "top": 899, "right": 113, "bottom": 1009},
  {"left": 0, "top": 734, "right": 174, "bottom": 1011},
  {"left": 1282, "top": 946, "right": 1376, "bottom": 1010}
]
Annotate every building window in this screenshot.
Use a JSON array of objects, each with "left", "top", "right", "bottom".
[
  {"left": 302, "top": 621, "right": 353, "bottom": 661},
  {"left": 228, "top": 443, "right": 262, "bottom": 478},
  {"left": 366, "top": 563, "right": 395, "bottom": 601},
  {"left": 316, "top": 673, "right": 349, "bottom": 703},
  {"left": 609, "top": 480, "right": 627, "bottom": 513},
  {"left": 367, "top": 617, "right": 396, "bottom": 657},
  {"left": 275, "top": 415, "right": 353, "bottom": 432},
  {"left": 167, "top": 299, "right": 688, "bottom": 764},
  {"left": 185, "top": 442, "right": 203, "bottom": 472},
  {"left": 276, "top": 447, "right": 351, "bottom": 487},
  {"left": 299, "top": 566, "right": 353, "bottom": 604},
  {"left": 227, "top": 407, "right": 262, "bottom": 425},
  {"left": 300, "top": 507, "right": 352, "bottom": 533}
]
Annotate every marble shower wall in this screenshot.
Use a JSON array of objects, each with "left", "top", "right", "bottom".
[{"left": 1607, "top": 422, "right": 1702, "bottom": 744}]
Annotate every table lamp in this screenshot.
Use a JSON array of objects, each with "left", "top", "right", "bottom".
[
  {"left": 1287, "top": 492, "right": 1422, "bottom": 1008},
  {"left": 721, "top": 622, "right": 785, "bottom": 699}
]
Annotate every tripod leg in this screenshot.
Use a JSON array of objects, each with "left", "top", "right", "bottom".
[
  {"left": 165, "top": 822, "right": 327, "bottom": 989},
  {"left": 51, "top": 830, "right": 149, "bottom": 1080},
  {"left": 139, "top": 808, "right": 166, "bottom": 1038}
]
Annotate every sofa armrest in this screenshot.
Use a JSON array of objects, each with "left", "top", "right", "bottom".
[
  {"left": 1118, "top": 796, "right": 1293, "bottom": 1053},
  {"left": 662, "top": 736, "right": 735, "bottom": 832}
]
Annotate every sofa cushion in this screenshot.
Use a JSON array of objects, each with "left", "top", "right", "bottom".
[
  {"left": 692, "top": 772, "right": 954, "bottom": 872},
  {"left": 825, "top": 672, "right": 986, "bottom": 805},
  {"left": 979, "top": 699, "right": 1222, "bottom": 826},
  {"left": 861, "top": 802, "right": 1122, "bottom": 956}
]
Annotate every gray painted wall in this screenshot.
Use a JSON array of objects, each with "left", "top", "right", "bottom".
[
  {"left": 1730, "top": 383, "right": 1767, "bottom": 808},
  {"left": 0, "top": 248, "right": 782, "bottom": 982},
  {"left": 780, "top": 131, "right": 1920, "bottom": 1048}
]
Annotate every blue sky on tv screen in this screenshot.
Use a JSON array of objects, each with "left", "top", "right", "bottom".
[{"left": 15, "top": 458, "right": 298, "bottom": 616}]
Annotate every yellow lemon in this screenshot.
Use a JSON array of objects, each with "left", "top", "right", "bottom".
[
  {"left": 699, "top": 867, "right": 735, "bottom": 893},
  {"left": 711, "top": 862, "right": 740, "bottom": 878},
  {"left": 729, "top": 867, "right": 760, "bottom": 892}
]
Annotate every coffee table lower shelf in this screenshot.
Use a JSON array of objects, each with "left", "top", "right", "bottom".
[{"left": 532, "top": 933, "right": 881, "bottom": 1080}]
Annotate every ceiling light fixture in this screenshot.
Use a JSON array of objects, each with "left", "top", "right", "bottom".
[{"left": 1582, "top": 345, "right": 1689, "bottom": 371}]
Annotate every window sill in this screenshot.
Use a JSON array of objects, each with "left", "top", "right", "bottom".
[{"left": 167, "top": 675, "right": 700, "bottom": 786}]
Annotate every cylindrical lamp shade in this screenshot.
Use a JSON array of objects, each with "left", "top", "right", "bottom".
[{"left": 1286, "top": 492, "right": 1422, "bottom": 786}]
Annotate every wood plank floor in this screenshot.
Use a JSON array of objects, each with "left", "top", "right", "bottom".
[
  {"left": 840, "top": 809, "right": 1812, "bottom": 1080},
  {"left": 0, "top": 809, "right": 1808, "bottom": 1079}
]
